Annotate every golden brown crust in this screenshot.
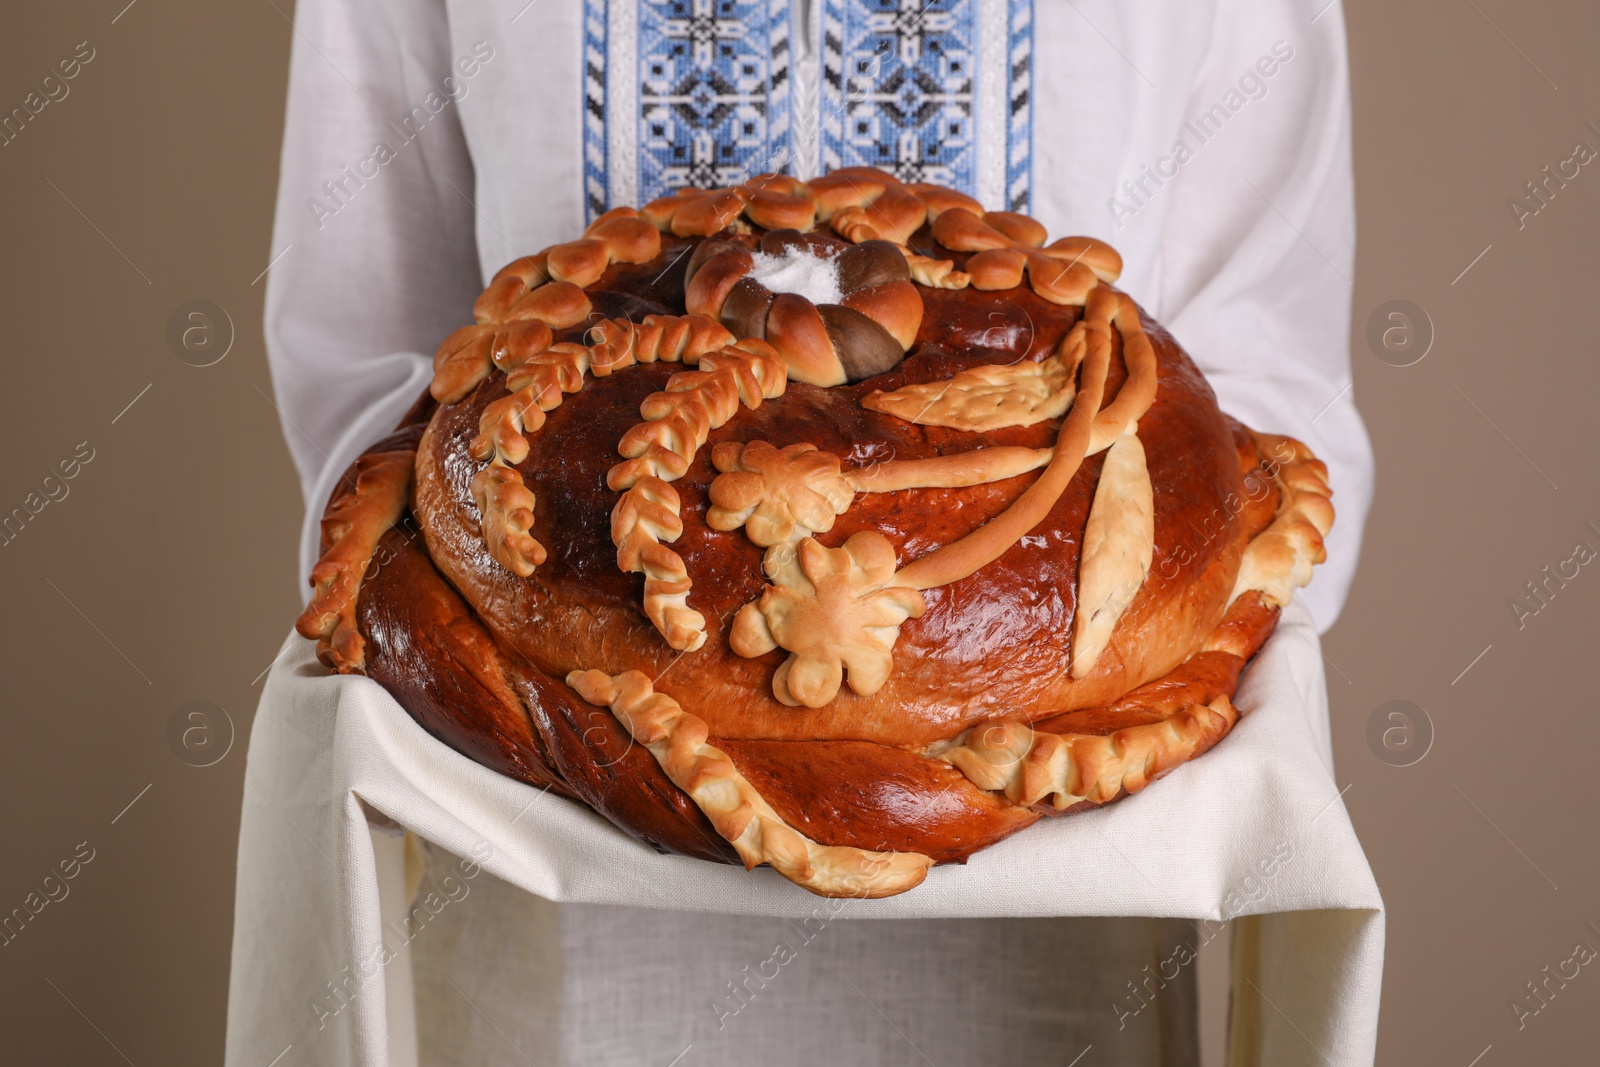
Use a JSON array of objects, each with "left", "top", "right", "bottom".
[
  {"left": 567, "top": 669, "right": 932, "bottom": 898},
  {"left": 926, "top": 431, "right": 1326, "bottom": 816},
  {"left": 717, "top": 737, "right": 1040, "bottom": 864},
  {"left": 355, "top": 496, "right": 1285, "bottom": 877},
  {"left": 457, "top": 316, "right": 735, "bottom": 579},
  {"left": 936, "top": 589, "right": 1280, "bottom": 812},
  {"left": 355, "top": 506, "right": 737, "bottom": 863},
  {"left": 409, "top": 309, "right": 1267, "bottom": 748},
  {"left": 890, "top": 327, "right": 1111, "bottom": 593},
  {"left": 359, "top": 523, "right": 573, "bottom": 799}
]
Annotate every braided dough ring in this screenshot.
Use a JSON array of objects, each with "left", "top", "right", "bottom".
[{"left": 685, "top": 228, "right": 924, "bottom": 385}]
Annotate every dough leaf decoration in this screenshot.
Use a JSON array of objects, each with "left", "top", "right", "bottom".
[
  {"left": 1070, "top": 429, "right": 1155, "bottom": 678},
  {"left": 861, "top": 348, "right": 1079, "bottom": 432}
]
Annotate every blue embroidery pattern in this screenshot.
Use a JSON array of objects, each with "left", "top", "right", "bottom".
[
  {"left": 582, "top": 0, "right": 1032, "bottom": 221},
  {"left": 1006, "top": 0, "right": 1033, "bottom": 212},
  {"left": 821, "top": 0, "right": 978, "bottom": 189},
  {"left": 583, "top": 2, "right": 608, "bottom": 220},
  {"left": 640, "top": 0, "right": 793, "bottom": 204}
]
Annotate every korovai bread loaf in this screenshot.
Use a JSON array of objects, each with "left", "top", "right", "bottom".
[{"left": 296, "top": 168, "right": 1333, "bottom": 899}]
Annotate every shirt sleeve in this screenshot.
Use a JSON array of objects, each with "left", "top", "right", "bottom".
[
  {"left": 1154, "top": 0, "right": 1372, "bottom": 632},
  {"left": 263, "top": 0, "right": 483, "bottom": 580}
]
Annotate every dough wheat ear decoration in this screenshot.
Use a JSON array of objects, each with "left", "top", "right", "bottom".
[
  {"left": 606, "top": 342, "right": 789, "bottom": 651},
  {"left": 451, "top": 312, "right": 734, "bottom": 577},
  {"left": 428, "top": 205, "right": 735, "bottom": 578},
  {"left": 294, "top": 449, "right": 413, "bottom": 672}
]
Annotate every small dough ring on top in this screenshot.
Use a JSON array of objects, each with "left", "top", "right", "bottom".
[{"left": 684, "top": 229, "right": 924, "bottom": 387}]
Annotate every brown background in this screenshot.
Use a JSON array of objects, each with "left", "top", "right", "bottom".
[{"left": 1, "top": 1, "right": 1596, "bottom": 1063}]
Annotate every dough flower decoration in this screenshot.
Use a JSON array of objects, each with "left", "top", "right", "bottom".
[
  {"left": 707, "top": 441, "right": 854, "bottom": 552},
  {"left": 730, "top": 532, "right": 926, "bottom": 708},
  {"left": 640, "top": 169, "right": 931, "bottom": 246},
  {"left": 931, "top": 208, "right": 1122, "bottom": 305}
]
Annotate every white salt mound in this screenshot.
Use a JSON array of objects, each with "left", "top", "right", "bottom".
[{"left": 745, "top": 246, "right": 844, "bottom": 306}]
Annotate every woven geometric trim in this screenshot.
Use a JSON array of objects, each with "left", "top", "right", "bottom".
[{"left": 568, "top": 669, "right": 933, "bottom": 897}]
